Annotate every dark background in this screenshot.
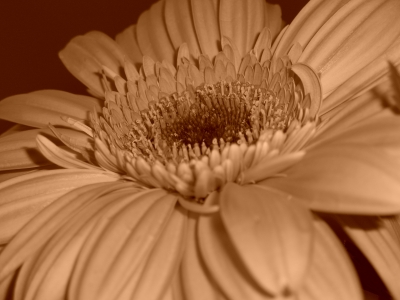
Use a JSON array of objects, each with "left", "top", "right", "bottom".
[
  {"left": 0, "top": 0, "right": 307, "bottom": 102},
  {"left": 0, "top": 0, "right": 307, "bottom": 132}
]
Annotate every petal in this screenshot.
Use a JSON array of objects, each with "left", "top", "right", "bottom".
[
  {"left": 0, "top": 90, "right": 101, "bottom": 128},
  {"left": 71, "top": 191, "right": 177, "bottom": 300},
  {"left": 381, "top": 215, "right": 400, "bottom": 245},
  {"left": 263, "top": 2, "right": 284, "bottom": 42},
  {"left": 264, "top": 145, "right": 400, "bottom": 215},
  {"left": 311, "top": 112, "right": 400, "bottom": 151},
  {"left": 0, "top": 124, "right": 31, "bottom": 138},
  {"left": 219, "top": 183, "right": 313, "bottom": 295},
  {"left": 165, "top": 0, "right": 201, "bottom": 60},
  {"left": 198, "top": 209, "right": 272, "bottom": 300},
  {"left": 115, "top": 25, "right": 143, "bottom": 66},
  {"left": 335, "top": 216, "right": 400, "bottom": 299},
  {"left": 130, "top": 205, "right": 187, "bottom": 300},
  {"left": 320, "top": 39, "right": 400, "bottom": 114},
  {"left": 0, "top": 169, "right": 45, "bottom": 184},
  {"left": 240, "top": 151, "right": 305, "bottom": 184},
  {"left": 313, "top": 89, "right": 389, "bottom": 142},
  {"left": 16, "top": 188, "right": 136, "bottom": 300},
  {"left": 219, "top": 0, "right": 265, "bottom": 57},
  {"left": 36, "top": 134, "right": 99, "bottom": 170},
  {"left": 21, "top": 186, "right": 147, "bottom": 300},
  {"left": 0, "top": 169, "right": 120, "bottom": 246},
  {"left": 299, "top": 0, "right": 400, "bottom": 96},
  {"left": 59, "top": 32, "right": 129, "bottom": 96},
  {"left": 136, "top": 1, "right": 175, "bottom": 63},
  {"left": 180, "top": 214, "right": 225, "bottom": 300},
  {"left": 191, "top": 0, "right": 220, "bottom": 58},
  {"left": 273, "top": 0, "right": 351, "bottom": 58},
  {"left": 297, "top": 217, "right": 362, "bottom": 300},
  {"left": 0, "top": 129, "right": 50, "bottom": 170},
  {"left": 0, "top": 180, "right": 128, "bottom": 281},
  {"left": 290, "top": 63, "right": 322, "bottom": 118}
]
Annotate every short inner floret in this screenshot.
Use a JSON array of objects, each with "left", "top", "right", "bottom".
[{"left": 89, "top": 54, "right": 316, "bottom": 203}]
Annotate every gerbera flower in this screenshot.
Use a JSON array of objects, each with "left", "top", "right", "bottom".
[{"left": 1, "top": 0, "right": 400, "bottom": 299}]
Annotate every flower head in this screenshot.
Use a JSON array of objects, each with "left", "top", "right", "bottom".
[{"left": 1, "top": 0, "right": 400, "bottom": 299}]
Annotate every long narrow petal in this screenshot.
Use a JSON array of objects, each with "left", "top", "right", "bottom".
[
  {"left": 191, "top": 0, "right": 220, "bottom": 58},
  {"left": 0, "top": 169, "right": 119, "bottom": 246},
  {"left": 264, "top": 2, "right": 283, "bottom": 42},
  {"left": 59, "top": 32, "right": 129, "bottom": 96},
  {"left": 299, "top": 0, "right": 400, "bottom": 96},
  {"left": 164, "top": 0, "right": 201, "bottom": 60},
  {"left": 180, "top": 214, "right": 225, "bottom": 300},
  {"left": 0, "top": 180, "right": 129, "bottom": 281},
  {"left": 130, "top": 205, "right": 187, "bottom": 300},
  {"left": 264, "top": 145, "right": 400, "bottom": 215},
  {"left": 297, "top": 217, "right": 362, "bottom": 300},
  {"left": 335, "top": 216, "right": 400, "bottom": 299},
  {"left": 36, "top": 135, "right": 99, "bottom": 170},
  {"left": 19, "top": 187, "right": 143, "bottom": 300},
  {"left": 313, "top": 89, "right": 389, "bottom": 142},
  {"left": 320, "top": 39, "right": 400, "bottom": 114},
  {"left": 0, "top": 128, "right": 94, "bottom": 171},
  {"left": 0, "top": 129, "right": 49, "bottom": 170},
  {"left": 219, "top": 0, "right": 265, "bottom": 57},
  {"left": 273, "top": 0, "right": 351, "bottom": 58},
  {"left": 219, "top": 183, "right": 313, "bottom": 295},
  {"left": 198, "top": 210, "right": 272, "bottom": 300},
  {"left": 72, "top": 191, "right": 177, "bottom": 300},
  {"left": 0, "top": 169, "right": 46, "bottom": 184},
  {"left": 310, "top": 113, "right": 400, "bottom": 151},
  {"left": 0, "top": 90, "right": 101, "bottom": 128},
  {"left": 136, "top": 1, "right": 175, "bottom": 63},
  {"left": 115, "top": 25, "right": 143, "bottom": 66}
]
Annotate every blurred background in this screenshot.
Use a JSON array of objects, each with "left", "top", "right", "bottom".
[{"left": 0, "top": 0, "right": 307, "bottom": 102}]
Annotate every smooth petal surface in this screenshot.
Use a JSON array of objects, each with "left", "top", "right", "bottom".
[
  {"left": 36, "top": 135, "right": 99, "bottom": 170},
  {"left": 59, "top": 31, "right": 129, "bottom": 96},
  {"left": 165, "top": 0, "right": 201, "bottom": 60},
  {"left": 192, "top": 0, "right": 220, "bottom": 58},
  {"left": 219, "top": 0, "right": 265, "bottom": 57},
  {"left": 130, "top": 205, "right": 187, "bottom": 300},
  {"left": 264, "top": 145, "right": 400, "bottom": 215},
  {"left": 313, "top": 88, "right": 389, "bottom": 142},
  {"left": 0, "top": 129, "right": 50, "bottom": 170},
  {"left": 336, "top": 216, "right": 400, "bottom": 299},
  {"left": 17, "top": 188, "right": 141, "bottom": 300},
  {"left": 297, "top": 217, "right": 362, "bottom": 300},
  {"left": 320, "top": 39, "right": 400, "bottom": 114},
  {"left": 180, "top": 214, "right": 226, "bottom": 300},
  {"left": 0, "top": 90, "right": 101, "bottom": 128},
  {"left": 219, "top": 183, "right": 313, "bottom": 295},
  {"left": 273, "top": 0, "right": 351, "bottom": 57},
  {"left": 310, "top": 112, "right": 400, "bottom": 151},
  {"left": 115, "top": 25, "right": 143, "bottom": 66},
  {"left": 136, "top": 1, "right": 175, "bottom": 63},
  {"left": 299, "top": 0, "right": 400, "bottom": 96},
  {"left": 72, "top": 191, "right": 177, "bottom": 300},
  {"left": 0, "top": 181, "right": 129, "bottom": 281},
  {"left": 198, "top": 210, "right": 272, "bottom": 300},
  {"left": 0, "top": 169, "right": 119, "bottom": 245},
  {"left": 290, "top": 63, "right": 322, "bottom": 118}
]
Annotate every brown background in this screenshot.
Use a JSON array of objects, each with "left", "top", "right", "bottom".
[
  {"left": 0, "top": 0, "right": 307, "bottom": 101},
  {"left": 0, "top": 0, "right": 307, "bottom": 135}
]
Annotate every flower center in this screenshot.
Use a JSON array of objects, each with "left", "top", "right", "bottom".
[{"left": 88, "top": 49, "right": 319, "bottom": 207}]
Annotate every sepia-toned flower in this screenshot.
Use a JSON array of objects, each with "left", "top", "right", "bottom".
[{"left": 1, "top": 0, "right": 400, "bottom": 299}]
